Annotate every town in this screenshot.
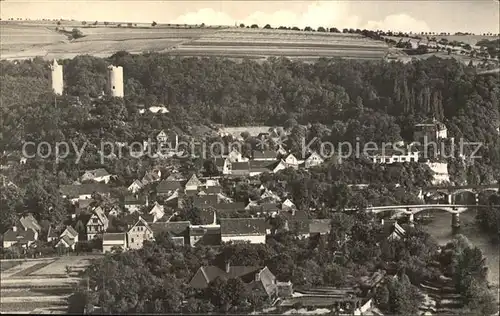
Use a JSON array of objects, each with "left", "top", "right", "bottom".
[{"left": 1, "top": 2, "right": 500, "bottom": 315}]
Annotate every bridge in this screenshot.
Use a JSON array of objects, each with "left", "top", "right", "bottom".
[
  {"left": 364, "top": 204, "right": 500, "bottom": 229},
  {"left": 422, "top": 184, "right": 499, "bottom": 204}
]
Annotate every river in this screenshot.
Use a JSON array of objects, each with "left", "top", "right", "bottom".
[{"left": 420, "top": 209, "right": 499, "bottom": 289}]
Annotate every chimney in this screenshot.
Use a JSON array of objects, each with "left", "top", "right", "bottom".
[
  {"left": 225, "top": 261, "right": 230, "bottom": 273},
  {"left": 12, "top": 226, "right": 17, "bottom": 232},
  {"left": 145, "top": 195, "right": 149, "bottom": 207}
]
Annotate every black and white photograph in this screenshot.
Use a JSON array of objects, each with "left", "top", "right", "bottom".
[{"left": 0, "top": 0, "right": 499, "bottom": 314}]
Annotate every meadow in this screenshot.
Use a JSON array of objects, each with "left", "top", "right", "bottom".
[{"left": 0, "top": 21, "right": 389, "bottom": 60}]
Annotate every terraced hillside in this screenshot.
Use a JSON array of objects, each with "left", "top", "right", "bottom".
[{"left": 0, "top": 22, "right": 389, "bottom": 60}]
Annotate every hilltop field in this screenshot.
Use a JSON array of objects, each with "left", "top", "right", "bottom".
[{"left": 1, "top": 21, "right": 389, "bottom": 60}]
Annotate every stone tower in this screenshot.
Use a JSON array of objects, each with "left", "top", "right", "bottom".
[
  {"left": 107, "top": 65, "right": 124, "bottom": 98},
  {"left": 49, "top": 59, "right": 63, "bottom": 95}
]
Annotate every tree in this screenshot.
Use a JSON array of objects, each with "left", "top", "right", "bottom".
[
  {"left": 81, "top": 21, "right": 86, "bottom": 25},
  {"left": 304, "top": 26, "right": 313, "bottom": 32},
  {"left": 152, "top": 21, "right": 157, "bottom": 27},
  {"left": 239, "top": 23, "right": 245, "bottom": 28},
  {"left": 57, "top": 20, "right": 61, "bottom": 26},
  {"left": 317, "top": 26, "right": 326, "bottom": 32},
  {"left": 264, "top": 24, "right": 271, "bottom": 29},
  {"left": 250, "top": 24, "right": 259, "bottom": 29}
]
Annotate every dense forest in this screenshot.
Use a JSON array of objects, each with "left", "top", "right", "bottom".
[{"left": 1, "top": 53, "right": 499, "bottom": 314}]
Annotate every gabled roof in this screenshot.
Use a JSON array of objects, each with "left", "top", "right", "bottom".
[
  {"left": 128, "top": 216, "right": 154, "bottom": 234},
  {"left": 220, "top": 218, "right": 268, "bottom": 235},
  {"left": 58, "top": 235, "right": 75, "bottom": 247},
  {"left": 61, "top": 226, "right": 78, "bottom": 238},
  {"left": 128, "top": 180, "right": 144, "bottom": 189},
  {"left": 82, "top": 168, "right": 110, "bottom": 178},
  {"left": 60, "top": 183, "right": 110, "bottom": 197},
  {"left": 88, "top": 207, "right": 107, "bottom": 225},
  {"left": 19, "top": 214, "right": 41, "bottom": 232},
  {"left": 185, "top": 174, "right": 202, "bottom": 187},
  {"left": 3, "top": 227, "right": 36, "bottom": 242}
]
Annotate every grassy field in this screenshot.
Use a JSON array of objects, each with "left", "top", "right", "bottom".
[
  {"left": 0, "top": 21, "right": 389, "bottom": 60},
  {"left": 9, "top": 261, "right": 55, "bottom": 278},
  {"left": 0, "top": 260, "right": 23, "bottom": 272}
]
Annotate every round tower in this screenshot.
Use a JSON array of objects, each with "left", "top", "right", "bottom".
[
  {"left": 107, "top": 65, "right": 124, "bottom": 98},
  {"left": 49, "top": 59, "right": 64, "bottom": 95}
]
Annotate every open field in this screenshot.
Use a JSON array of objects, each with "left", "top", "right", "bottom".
[
  {"left": 1, "top": 22, "right": 389, "bottom": 60},
  {"left": 0, "top": 260, "right": 23, "bottom": 272},
  {"left": 0, "top": 255, "right": 100, "bottom": 313}
]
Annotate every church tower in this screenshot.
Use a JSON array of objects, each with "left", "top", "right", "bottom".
[
  {"left": 107, "top": 65, "right": 124, "bottom": 98},
  {"left": 49, "top": 59, "right": 63, "bottom": 95}
]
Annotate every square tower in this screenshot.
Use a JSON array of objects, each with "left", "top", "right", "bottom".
[{"left": 50, "top": 59, "right": 64, "bottom": 95}]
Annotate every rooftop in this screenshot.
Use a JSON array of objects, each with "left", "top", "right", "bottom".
[{"left": 220, "top": 218, "right": 268, "bottom": 235}]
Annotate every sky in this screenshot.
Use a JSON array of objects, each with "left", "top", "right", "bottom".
[{"left": 1, "top": 0, "right": 499, "bottom": 34}]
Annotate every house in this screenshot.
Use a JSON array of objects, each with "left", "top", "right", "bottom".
[
  {"left": 303, "top": 151, "right": 325, "bottom": 169},
  {"left": 157, "top": 180, "right": 183, "bottom": 196},
  {"left": 139, "top": 105, "right": 169, "bottom": 114},
  {"left": 231, "top": 162, "right": 250, "bottom": 177},
  {"left": 150, "top": 221, "right": 190, "bottom": 245},
  {"left": 225, "top": 148, "right": 247, "bottom": 163},
  {"left": 283, "top": 154, "right": 299, "bottom": 169},
  {"left": 81, "top": 168, "right": 112, "bottom": 184},
  {"left": 127, "top": 180, "right": 144, "bottom": 194},
  {"left": 189, "top": 263, "right": 278, "bottom": 299},
  {"left": 156, "top": 130, "right": 179, "bottom": 149},
  {"left": 220, "top": 218, "right": 268, "bottom": 244},
  {"left": 214, "top": 158, "right": 232, "bottom": 175},
  {"left": 189, "top": 225, "right": 222, "bottom": 247},
  {"left": 60, "top": 183, "right": 110, "bottom": 203},
  {"left": 281, "top": 199, "right": 296, "bottom": 211},
  {"left": 204, "top": 178, "right": 220, "bottom": 187},
  {"left": 368, "top": 146, "right": 419, "bottom": 164},
  {"left": 86, "top": 207, "right": 109, "bottom": 240},
  {"left": 414, "top": 118, "right": 448, "bottom": 144},
  {"left": 148, "top": 202, "right": 165, "bottom": 223},
  {"left": 260, "top": 189, "right": 281, "bottom": 203},
  {"left": 253, "top": 150, "right": 277, "bottom": 161},
  {"left": 123, "top": 195, "right": 146, "bottom": 213},
  {"left": 107, "top": 205, "right": 122, "bottom": 217},
  {"left": 59, "top": 225, "right": 79, "bottom": 246},
  {"left": 127, "top": 216, "right": 155, "bottom": 249},
  {"left": 3, "top": 226, "right": 38, "bottom": 248},
  {"left": 276, "top": 144, "right": 288, "bottom": 156},
  {"left": 156, "top": 130, "right": 168, "bottom": 143},
  {"left": 56, "top": 235, "right": 77, "bottom": 250},
  {"left": 47, "top": 226, "right": 59, "bottom": 242},
  {"left": 102, "top": 233, "right": 127, "bottom": 253},
  {"left": 185, "top": 174, "right": 202, "bottom": 191},
  {"left": 249, "top": 160, "right": 282, "bottom": 177},
  {"left": 141, "top": 169, "right": 162, "bottom": 185}
]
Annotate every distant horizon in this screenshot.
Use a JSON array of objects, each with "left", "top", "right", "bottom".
[
  {"left": 1, "top": 1, "right": 499, "bottom": 34},
  {"left": 1, "top": 18, "right": 498, "bottom": 36}
]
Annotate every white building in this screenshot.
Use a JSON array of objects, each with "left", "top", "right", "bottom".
[
  {"left": 50, "top": 59, "right": 64, "bottom": 95},
  {"left": 107, "top": 65, "right": 124, "bottom": 98},
  {"left": 369, "top": 147, "right": 419, "bottom": 164},
  {"left": 425, "top": 162, "right": 450, "bottom": 184}
]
